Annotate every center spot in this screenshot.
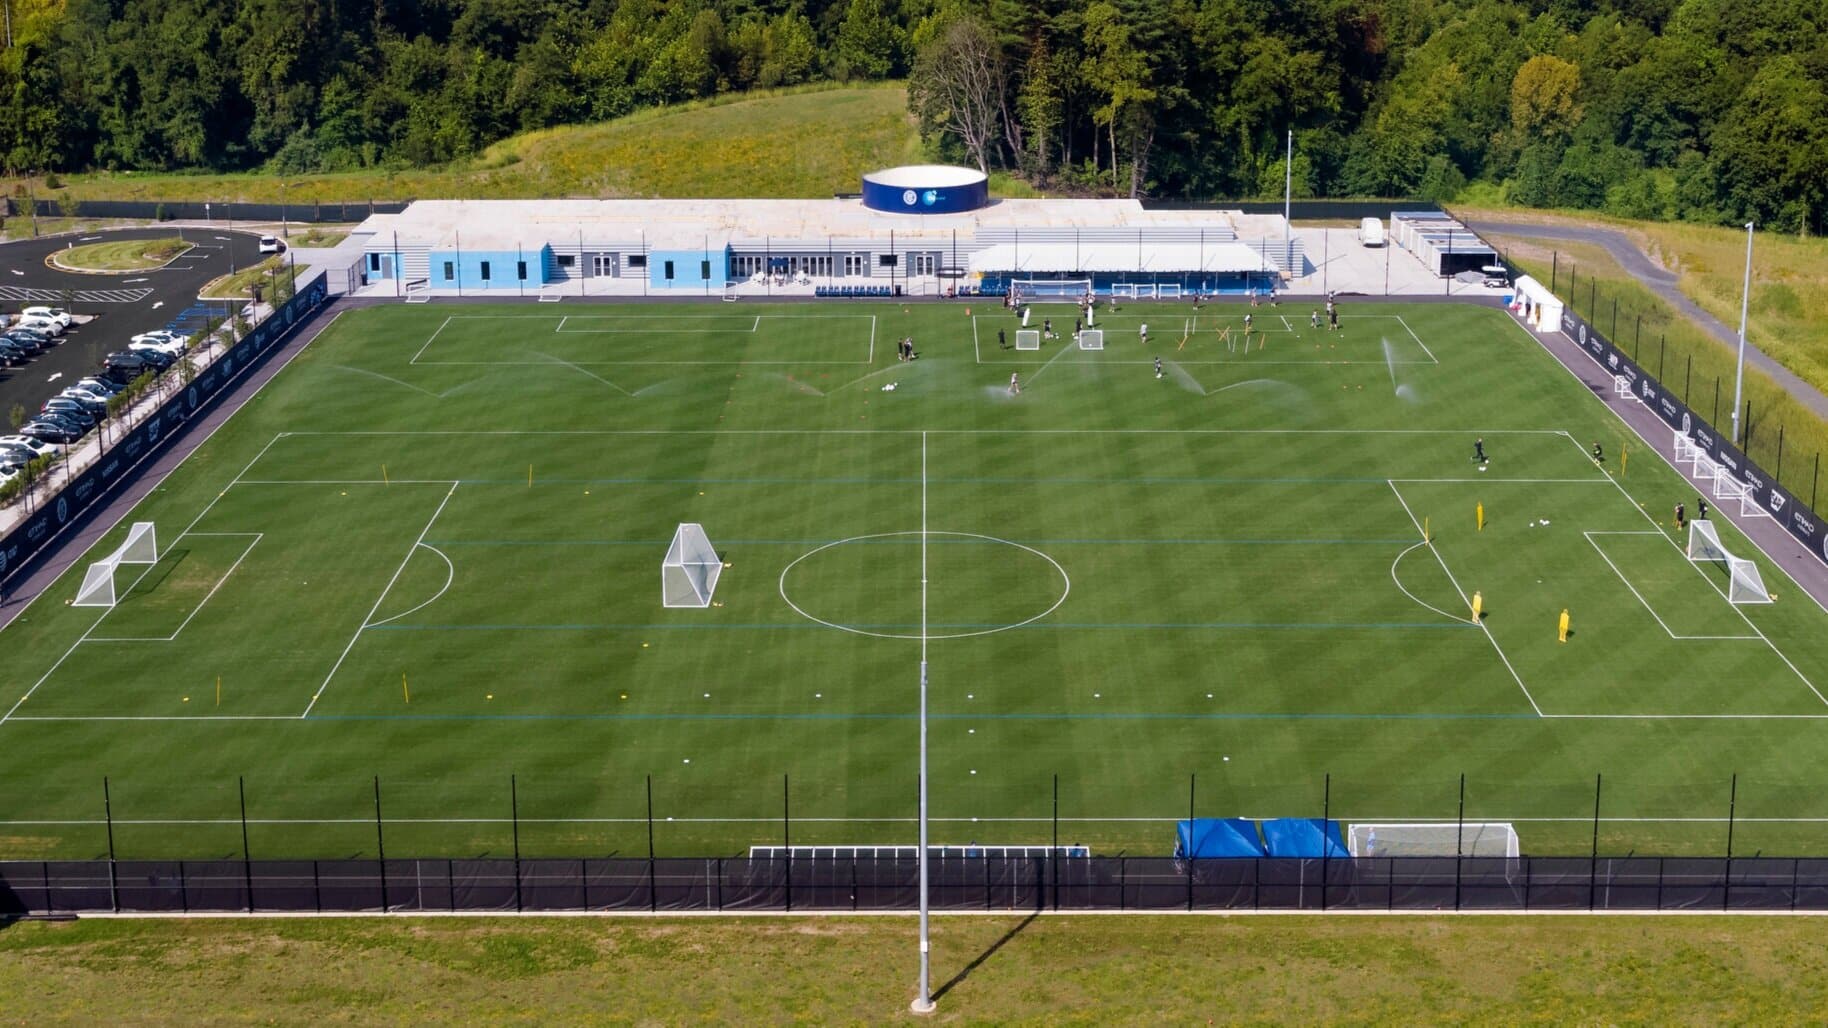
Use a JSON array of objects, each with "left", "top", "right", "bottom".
[{"left": 778, "top": 531, "right": 1069, "bottom": 639}]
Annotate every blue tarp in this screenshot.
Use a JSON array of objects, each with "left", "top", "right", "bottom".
[
  {"left": 1261, "top": 818, "right": 1349, "bottom": 858},
  {"left": 1174, "top": 818, "right": 1266, "bottom": 858}
]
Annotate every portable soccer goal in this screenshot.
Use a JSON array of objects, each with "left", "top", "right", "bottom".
[
  {"left": 403, "top": 278, "right": 432, "bottom": 304},
  {"left": 662, "top": 523, "right": 722, "bottom": 608},
  {"left": 1710, "top": 471, "right": 1771, "bottom": 518},
  {"left": 1157, "top": 283, "right": 1183, "bottom": 298},
  {"left": 72, "top": 521, "right": 159, "bottom": 608},
  {"left": 1010, "top": 278, "right": 1092, "bottom": 300},
  {"left": 1014, "top": 329, "right": 1041, "bottom": 351},
  {"left": 1613, "top": 374, "right": 1640, "bottom": 404},
  {"left": 1687, "top": 521, "right": 1772, "bottom": 604},
  {"left": 1673, "top": 431, "right": 1700, "bottom": 467},
  {"left": 1346, "top": 822, "right": 1520, "bottom": 858},
  {"left": 1078, "top": 329, "right": 1104, "bottom": 351}
]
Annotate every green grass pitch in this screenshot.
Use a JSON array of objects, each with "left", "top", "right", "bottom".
[{"left": 5, "top": 299, "right": 1828, "bottom": 861}]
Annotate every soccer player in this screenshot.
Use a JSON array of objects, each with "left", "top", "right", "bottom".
[
  {"left": 998, "top": 328, "right": 1008, "bottom": 349},
  {"left": 1242, "top": 312, "right": 1253, "bottom": 336},
  {"left": 1675, "top": 502, "right": 1686, "bottom": 530},
  {"left": 1698, "top": 497, "right": 1710, "bottom": 520},
  {"left": 1140, "top": 322, "right": 1149, "bottom": 344},
  {"left": 1311, "top": 310, "right": 1321, "bottom": 329},
  {"left": 1008, "top": 371, "right": 1021, "bottom": 396},
  {"left": 1328, "top": 306, "right": 1339, "bottom": 331},
  {"left": 1154, "top": 356, "right": 1164, "bottom": 379},
  {"left": 1473, "top": 437, "right": 1487, "bottom": 464},
  {"left": 1075, "top": 317, "right": 1082, "bottom": 337},
  {"left": 1592, "top": 441, "right": 1604, "bottom": 463},
  {"left": 1043, "top": 318, "right": 1054, "bottom": 340}
]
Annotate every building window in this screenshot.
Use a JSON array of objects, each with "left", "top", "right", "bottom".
[
  {"left": 443, "top": 261, "right": 455, "bottom": 280},
  {"left": 664, "top": 260, "right": 675, "bottom": 280},
  {"left": 557, "top": 254, "right": 576, "bottom": 268},
  {"left": 701, "top": 260, "right": 711, "bottom": 280},
  {"left": 368, "top": 253, "right": 381, "bottom": 272},
  {"left": 844, "top": 254, "right": 865, "bottom": 277},
  {"left": 480, "top": 261, "right": 491, "bottom": 281},
  {"left": 878, "top": 254, "right": 898, "bottom": 267},
  {"left": 517, "top": 261, "right": 528, "bottom": 280},
  {"left": 628, "top": 254, "right": 647, "bottom": 268}
]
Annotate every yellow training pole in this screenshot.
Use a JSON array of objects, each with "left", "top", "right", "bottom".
[
  {"left": 528, "top": 464, "right": 533, "bottom": 487},
  {"left": 1621, "top": 445, "right": 1628, "bottom": 476},
  {"left": 216, "top": 676, "right": 221, "bottom": 706},
  {"left": 382, "top": 464, "right": 389, "bottom": 485},
  {"left": 403, "top": 673, "right": 410, "bottom": 704},
  {"left": 1476, "top": 502, "right": 1485, "bottom": 532},
  {"left": 1423, "top": 516, "right": 1430, "bottom": 543},
  {"left": 1558, "top": 609, "right": 1571, "bottom": 643}
]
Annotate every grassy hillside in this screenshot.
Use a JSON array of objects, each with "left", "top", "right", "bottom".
[
  {"left": 25, "top": 85, "right": 920, "bottom": 204},
  {"left": 5, "top": 915, "right": 1828, "bottom": 1023}
]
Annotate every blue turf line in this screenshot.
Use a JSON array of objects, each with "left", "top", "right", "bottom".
[
  {"left": 298, "top": 710, "right": 1538, "bottom": 723},
  {"left": 425, "top": 538, "right": 1424, "bottom": 547},
  {"left": 366, "top": 621, "right": 1478, "bottom": 632}
]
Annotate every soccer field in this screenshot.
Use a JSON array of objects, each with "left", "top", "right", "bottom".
[{"left": 6, "top": 300, "right": 1828, "bottom": 861}]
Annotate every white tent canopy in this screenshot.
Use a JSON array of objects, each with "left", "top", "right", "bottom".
[{"left": 1509, "top": 274, "right": 1564, "bottom": 334}]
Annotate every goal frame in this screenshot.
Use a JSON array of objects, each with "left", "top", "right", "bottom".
[
  {"left": 662, "top": 523, "right": 723, "bottom": 608},
  {"left": 1010, "top": 278, "right": 1092, "bottom": 300},
  {"left": 1014, "top": 329, "right": 1041, "bottom": 351},
  {"left": 1078, "top": 329, "right": 1104, "bottom": 351},
  {"left": 1346, "top": 822, "right": 1520, "bottom": 858},
  {"left": 72, "top": 521, "right": 159, "bottom": 608}
]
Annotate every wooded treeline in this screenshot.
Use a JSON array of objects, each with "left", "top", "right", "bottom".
[{"left": 1, "top": 0, "right": 1825, "bottom": 231}]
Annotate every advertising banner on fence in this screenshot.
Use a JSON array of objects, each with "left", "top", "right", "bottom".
[
  {"left": 0, "top": 279, "right": 330, "bottom": 588},
  {"left": 1558, "top": 306, "right": 1828, "bottom": 565}
]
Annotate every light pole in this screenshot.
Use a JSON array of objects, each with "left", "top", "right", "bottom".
[
  {"left": 1730, "top": 222, "right": 1754, "bottom": 446},
  {"left": 1283, "top": 129, "right": 1292, "bottom": 281},
  {"left": 280, "top": 182, "right": 289, "bottom": 239}
]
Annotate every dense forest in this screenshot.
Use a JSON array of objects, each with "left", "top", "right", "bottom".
[{"left": 0, "top": 0, "right": 1825, "bottom": 230}]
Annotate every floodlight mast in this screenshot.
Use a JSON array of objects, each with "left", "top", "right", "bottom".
[{"left": 1731, "top": 222, "right": 1754, "bottom": 445}]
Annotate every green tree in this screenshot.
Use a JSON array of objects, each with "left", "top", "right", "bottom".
[
  {"left": 832, "top": 0, "right": 902, "bottom": 81},
  {"left": 1510, "top": 54, "right": 1581, "bottom": 140},
  {"left": 1710, "top": 55, "right": 1828, "bottom": 234}
]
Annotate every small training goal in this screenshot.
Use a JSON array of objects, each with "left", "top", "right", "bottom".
[
  {"left": 662, "top": 523, "right": 722, "bottom": 608},
  {"left": 1347, "top": 822, "right": 1520, "bottom": 858},
  {"left": 403, "top": 278, "right": 432, "bottom": 304},
  {"left": 72, "top": 522, "right": 159, "bottom": 608},
  {"left": 1014, "top": 329, "right": 1041, "bottom": 351},
  {"left": 1687, "top": 520, "right": 1772, "bottom": 604},
  {"left": 1673, "top": 430, "right": 1700, "bottom": 467},
  {"left": 1078, "top": 329, "right": 1104, "bottom": 351}
]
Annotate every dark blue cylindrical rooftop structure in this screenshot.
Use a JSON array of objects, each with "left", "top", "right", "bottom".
[{"left": 861, "top": 165, "right": 989, "bottom": 215}]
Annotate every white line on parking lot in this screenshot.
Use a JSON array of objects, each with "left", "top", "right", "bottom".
[{"left": 46, "top": 373, "right": 61, "bottom": 383}]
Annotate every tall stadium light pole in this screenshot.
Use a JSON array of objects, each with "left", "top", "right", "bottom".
[
  {"left": 1283, "top": 129, "right": 1292, "bottom": 276},
  {"left": 912, "top": 430, "right": 935, "bottom": 1015},
  {"left": 1730, "top": 222, "right": 1754, "bottom": 446}
]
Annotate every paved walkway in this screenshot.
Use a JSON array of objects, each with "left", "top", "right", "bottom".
[{"left": 1466, "top": 219, "right": 1828, "bottom": 423}]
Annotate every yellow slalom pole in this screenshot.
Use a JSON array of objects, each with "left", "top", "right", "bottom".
[
  {"left": 382, "top": 464, "right": 389, "bottom": 485},
  {"left": 528, "top": 464, "right": 533, "bottom": 487},
  {"left": 1621, "top": 445, "right": 1628, "bottom": 476},
  {"left": 216, "top": 676, "right": 221, "bottom": 706},
  {"left": 1476, "top": 502, "right": 1485, "bottom": 532},
  {"left": 403, "top": 673, "right": 410, "bottom": 704},
  {"left": 1423, "top": 516, "right": 1430, "bottom": 543}
]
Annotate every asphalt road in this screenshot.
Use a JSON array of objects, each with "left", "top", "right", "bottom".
[
  {"left": 0, "top": 226, "right": 266, "bottom": 427},
  {"left": 1466, "top": 219, "right": 1828, "bottom": 423}
]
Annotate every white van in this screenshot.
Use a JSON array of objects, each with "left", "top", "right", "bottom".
[
  {"left": 1358, "top": 217, "right": 1386, "bottom": 247},
  {"left": 21, "top": 307, "right": 72, "bottom": 330}
]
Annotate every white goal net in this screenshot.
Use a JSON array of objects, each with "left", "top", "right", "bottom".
[
  {"left": 1014, "top": 329, "right": 1041, "bottom": 351},
  {"left": 1673, "top": 431, "right": 1700, "bottom": 467},
  {"left": 72, "top": 521, "right": 159, "bottom": 608},
  {"left": 1347, "top": 822, "right": 1519, "bottom": 858},
  {"left": 1687, "top": 519, "right": 1729, "bottom": 563},
  {"left": 1687, "top": 521, "right": 1773, "bottom": 604},
  {"left": 662, "top": 523, "right": 722, "bottom": 608},
  {"left": 1078, "top": 329, "right": 1104, "bottom": 351}
]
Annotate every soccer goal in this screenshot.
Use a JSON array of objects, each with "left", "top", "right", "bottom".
[
  {"left": 662, "top": 523, "right": 722, "bottom": 608},
  {"left": 1157, "top": 284, "right": 1183, "bottom": 299},
  {"left": 1014, "top": 329, "right": 1041, "bottom": 351},
  {"left": 72, "top": 522, "right": 159, "bottom": 608},
  {"left": 1078, "top": 329, "right": 1104, "bottom": 351},
  {"left": 1346, "top": 822, "right": 1520, "bottom": 858},
  {"left": 1688, "top": 521, "right": 1772, "bottom": 604},
  {"left": 1011, "top": 278, "right": 1092, "bottom": 300},
  {"left": 1673, "top": 431, "right": 1700, "bottom": 467},
  {"left": 403, "top": 278, "right": 432, "bottom": 304}
]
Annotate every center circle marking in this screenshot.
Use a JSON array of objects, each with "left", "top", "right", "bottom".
[{"left": 778, "top": 531, "right": 1070, "bottom": 639}]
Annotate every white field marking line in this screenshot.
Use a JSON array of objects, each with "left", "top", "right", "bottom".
[
  {"left": 1583, "top": 531, "right": 1758, "bottom": 641},
  {"left": 328, "top": 363, "right": 441, "bottom": 398},
  {"left": 1557, "top": 430, "right": 1828, "bottom": 708},
  {"left": 22, "top": 813, "right": 1828, "bottom": 826},
  {"left": 366, "top": 543, "right": 455, "bottom": 628},
  {"left": 1389, "top": 542, "right": 1477, "bottom": 625},
  {"left": 1387, "top": 479, "right": 1544, "bottom": 716},
  {"left": 0, "top": 432, "right": 290, "bottom": 727},
  {"left": 1023, "top": 338, "right": 1087, "bottom": 384},
  {"left": 301, "top": 480, "right": 460, "bottom": 718},
  {"left": 832, "top": 363, "right": 906, "bottom": 393},
  {"left": 869, "top": 315, "right": 876, "bottom": 364},
  {"left": 921, "top": 430, "right": 928, "bottom": 663},
  {"left": 972, "top": 314, "right": 981, "bottom": 363},
  {"left": 409, "top": 315, "right": 455, "bottom": 364},
  {"left": 1389, "top": 478, "right": 1610, "bottom": 485},
  {"left": 420, "top": 359, "right": 868, "bottom": 366},
  {"left": 87, "top": 533, "right": 265, "bottom": 643},
  {"left": 1280, "top": 315, "right": 1293, "bottom": 331},
  {"left": 1393, "top": 313, "right": 1439, "bottom": 364},
  {"left": 526, "top": 351, "right": 634, "bottom": 396},
  {"left": 280, "top": 428, "right": 1577, "bottom": 437}
]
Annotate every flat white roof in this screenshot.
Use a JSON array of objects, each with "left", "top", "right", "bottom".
[
  {"left": 360, "top": 198, "right": 1272, "bottom": 251},
  {"left": 863, "top": 165, "right": 987, "bottom": 188},
  {"left": 968, "top": 241, "right": 1267, "bottom": 274}
]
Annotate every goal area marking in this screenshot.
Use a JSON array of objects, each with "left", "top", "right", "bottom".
[
  {"left": 86, "top": 533, "right": 265, "bottom": 643},
  {"left": 412, "top": 314, "right": 877, "bottom": 366}
]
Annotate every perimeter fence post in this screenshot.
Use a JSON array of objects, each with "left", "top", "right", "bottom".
[
  {"left": 1321, "top": 773, "right": 1331, "bottom": 912},
  {"left": 103, "top": 776, "right": 118, "bottom": 913},
  {"left": 1186, "top": 773, "right": 1195, "bottom": 912},
  {"left": 645, "top": 775, "right": 656, "bottom": 913},
  {"left": 783, "top": 774, "right": 791, "bottom": 913},
  {"left": 1588, "top": 774, "right": 1601, "bottom": 912},
  {"left": 511, "top": 774, "right": 522, "bottom": 914},
  {"left": 1724, "top": 774, "right": 1737, "bottom": 912},
  {"left": 1454, "top": 773, "right": 1465, "bottom": 912},
  {"left": 239, "top": 776, "right": 253, "bottom": 913},
  {"left": 374, "top": 776, "right": 387, "bottom": 912},
  {"left": 1051, "top": 774, "right": 1059, "bottom": 911}
]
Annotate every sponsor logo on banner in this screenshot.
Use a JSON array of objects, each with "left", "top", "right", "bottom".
[
  {"left": 100, "top": 458, "right": 119, "bottom": 479},
  {"left": 1771, "top": 491, "right": 1787, "bottom": 513},
  {"left": 1682, "top": 412, "right": 1692, "bottom": 434},
  {"left": 148, "top": 417, "right": 162, "bottom": 444},
  {"left": 902, "top": 189, "right": 918, "bottom": 206},
  {"left": 55, "top": 497, "right": 68, "bottom": 524},
  {"left": 26, "top": 519, "right": 47, "bottom": 542},
  {"left": 188, "top": 386, "right": 199, "bottom": 410},
  {"left": 1607, "top": 352, "right": 1619, "bottom": 370},
  {"left": 74, "top": 480, "right": 95, "bottom": 502},
  {"left": 0, "top": 548, "right": 8, "bottom": 576}
]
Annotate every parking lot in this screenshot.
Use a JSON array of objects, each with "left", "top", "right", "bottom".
[{"left": 0, "top": 227, "right": 267, "bottom": 425}]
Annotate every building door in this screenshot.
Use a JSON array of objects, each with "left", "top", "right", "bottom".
[
  {"left": 592, "top": 254, "right": 616, "bottom": 277},
  {"left": 913, "top": 253, "right": 936, "bottom": 276}
]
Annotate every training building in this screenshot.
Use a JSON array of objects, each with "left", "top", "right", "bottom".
[{"left": 350, "top": 165, "right": 1302, "bottom": 299}]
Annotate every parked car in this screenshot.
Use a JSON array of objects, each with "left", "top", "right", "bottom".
[
  {"left": 75, "top": 377, "right": 122, "bottom": 397},
  {"left": 104, "top": 351, "right": 154, "bottom": 373},
  {"left": 129, "top": 337, "right": 185, "bottom": 358},
  {"left": 132, "top": 330, "right": 188, "bottom": 352},
  {"left": 13, "top": 314, "right": 65, "bottom": 337},
  {"left": 60, "top": 388, "right": 111, "bottom": 410},
  {"left": 0, "top": 435, "right": 56, "bottom": 460},
  {"left": 19, "top": 421, "right": 79, "bottom": 444},
  {"left": 0, "top": 341, "right": 29, "bottom": 365},
  {"left": 41, "top": 399, "right": 98, "bottom": 426},
  {"left": 258, "top": 235, "right": 283, "bottom": 254},
  {"left": 2, "top": 330, "right": 50, "bottom": 355},
  {"left": 20, "top": 307, "right": 73, "bottom": 330},
  {"left": 33, "top": 409, "right": 89, "bottom": 432}
]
